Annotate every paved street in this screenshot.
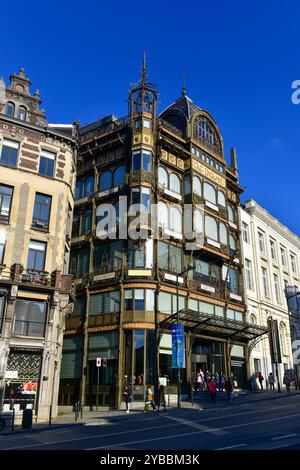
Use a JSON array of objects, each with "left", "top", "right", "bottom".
[{"left": 1, "top": 393, "right": 300, "bottom": 450}]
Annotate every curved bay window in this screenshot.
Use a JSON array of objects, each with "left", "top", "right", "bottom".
[
  {"left": 69, "top": 247, "right": 90, "bottom": 278},
  {"left": 125, "top": 289, "right": 155, "bottom": 311},
  {"left": 93, "top": 240, "right": 123, "bottom": 274},
  {"left": 128, "top": 239, "right": 153, "bottom": 269},
  {"left": 193, "top": 115, "right": 222, "bottom": 157},
  {"left": 157, "top": 241, "right": 182, "bottom": 273},
  {"left": 132, "top": 150, "right": 152, "bottom": 172},
  {"left": 131, "top": 187, "right": 150, "bottom": 212}
]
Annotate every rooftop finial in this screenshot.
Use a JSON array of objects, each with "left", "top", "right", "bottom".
[
  {"left": 141, "top": 51, "right": 148, "bottom": 85},
  {"left": 182, "top": 70, "right": 186, "bottom": 96}
]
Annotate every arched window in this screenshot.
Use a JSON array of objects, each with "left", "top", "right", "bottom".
[
  {"left": 5, "top": 102, "right": 15, "bottom": 117},
  {"left": 205, "top": 216, "right": 218, "bottom": 241},
  {"left": 193, "top": 115, "right": 222, "bottom": 157},
  {"left": 18, "top": 106, "right": 27, "bottom": 121},
  {"left": 170, "top": 207, "right": 182, "bottom": 233},
  {"left": 204, "top": 182, "right": 216, "bottom": 204},
  {"left": 194, "top": 209, "right": 204, "bottom": 234},
  {"left": 219, "top": 223, "right": 228, "bottom": 245},
  {"left": 75, "top": 180, "right": 83, "bottom": 200},
  {"left": 250, "top": 314, "right": 256, "bottom": 324},
  {"left": 81, "top": 210, "right": 92, "bottom": 235},
  {"left": 228, "top": 205, "right": 235, "bottom": 223},
  {"left": 84, "top": 175, "right": 95, "bottom": 196},
  {"left": 113, "top": 165, "right": 125, "bottom": 187},
  {"left": 99, "top": 170, "right": 113, "bottom": 192},
  {"left": 193, "top": 176, "right": 202, "bottom": 196},
  {"left": 229, "top": 234, "right": 236, "bottom": 252},
  {"left": 170, "top": 173, "right": 180, "bottom": 193},
  {"left": 218, "top": 190, "right": 226, "bottom": 207},
  {"left": 158, "top": 166, "right": 168, "bottom": 188},
  {"left": 158, "top": 201, "right": 168, "bottom": 227}
]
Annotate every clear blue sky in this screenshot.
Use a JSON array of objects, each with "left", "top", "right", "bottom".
[{"left": 1, "top": 0, "right": 299, "bottom": 235}]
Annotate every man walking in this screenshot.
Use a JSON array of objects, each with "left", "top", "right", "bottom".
[
  {"left": 208, "top": 377, "right": 217, "bottom": 406},
  {"left": 268, "top": 372, "right": 275, "bottom": 390}
]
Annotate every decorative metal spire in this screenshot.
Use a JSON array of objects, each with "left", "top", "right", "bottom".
[{"left": 140, "top": 51, "right": 148, "bottom": 86}]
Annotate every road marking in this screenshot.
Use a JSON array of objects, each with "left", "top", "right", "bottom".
[
  {"left": 87, "top": 412, "right": 300, "bottom": 450},
  {"left": 0, "top": 404, "right": 298, "bottom": 450},
  {"left": 271, "top": 434, "right": 297, "bottom": 440},
  {"left": 215, "top": 443, "right": 248, "bottom": 450}
]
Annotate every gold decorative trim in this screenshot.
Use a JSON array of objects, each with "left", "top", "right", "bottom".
[{"left": 192, "top": 159, "right": 226, "bottom": 188}]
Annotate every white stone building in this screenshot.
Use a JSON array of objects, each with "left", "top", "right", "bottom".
[{"left": 240, "top": 200, "right": 300, "bottom": 389}]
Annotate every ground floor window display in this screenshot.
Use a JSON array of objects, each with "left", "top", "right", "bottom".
[{"left": 2, "top": 350, "right": 42, "bottom": 412}]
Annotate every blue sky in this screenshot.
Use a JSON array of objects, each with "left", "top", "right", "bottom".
[{"left": 1, "top": 0, "right": 299, "bottom": 235}]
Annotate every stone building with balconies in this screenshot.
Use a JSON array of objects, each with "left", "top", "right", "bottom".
[
  {"left": 59, "top": 59, "right": 267, "bottom": 411},
  {"left": 0, "top": 69, "right": 77, "bottom": 419}
]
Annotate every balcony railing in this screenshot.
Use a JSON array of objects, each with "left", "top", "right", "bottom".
[
  {"left": 0, "top": 264, "right": 74, "bottom": 295},
  {"left": 158, "top": 118, "right": 184, "bottom": 139}
]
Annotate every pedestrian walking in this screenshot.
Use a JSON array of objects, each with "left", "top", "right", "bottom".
[
  {"left": 268, "top": 372, "right": 275, "bottom": 390},
  {"left": 195, "top": 372, "right": 201, "bottom": 392},
  {"left": 225, "top": 377, "right": 233, "bottom": 402},
  {"left": 219, "top": 372, "right": 225, "bottom": 392},
  {"left": 144, "top": 385, "right": 156, "bottom": 412},
  {"left": 257, "top": 372, "right": 264, "bottom": 390},
  {"left": 207, "top": 378, "right": 217, "bottom": 406},
  {"left": 157, "top": 384, "right": 166, "bottom": 412},
  {"left": 283, "top": 372, "right": 291, "bottom": 393},
  {"left": 124, "top": 385, "right": 132, "bottom": 413}
]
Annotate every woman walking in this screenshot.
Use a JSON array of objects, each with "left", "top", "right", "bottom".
[
  {"left": 124, "top": 385, "right": 132, "bottom": 413},
  {"left": 144, "top": 385, "right": 156, "bottom": 412}
]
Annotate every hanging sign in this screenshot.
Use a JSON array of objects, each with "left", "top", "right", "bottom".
[{"left": 171, "top": 324, "right": 185, "bottom": 369}]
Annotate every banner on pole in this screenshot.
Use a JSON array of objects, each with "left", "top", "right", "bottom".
[{"left": 171, "top": 324, "right": 185, "bottom": 368}]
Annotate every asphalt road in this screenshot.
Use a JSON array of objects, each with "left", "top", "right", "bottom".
[{"left": 1, "top": 394, "right": 300, "bottom": 450}]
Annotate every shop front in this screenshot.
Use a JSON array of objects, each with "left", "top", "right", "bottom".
[
  {"left": 2, "top": 349, "right": 42, "bottom": 413},
  {"left": 159, "top": 308, "right": 269, "bottom": 393}
]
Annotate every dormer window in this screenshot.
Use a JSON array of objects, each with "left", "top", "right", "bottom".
[
  {"left": 5, "top": 102, "right": 15, "bottom": 117},
  {"left": 18, "top": 106, "right": 27, "bottom": 121}
]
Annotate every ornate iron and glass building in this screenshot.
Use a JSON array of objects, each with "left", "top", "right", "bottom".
[
  {"left": 0, "top": 69, "right": 77, "bottom": 419},
  {"left": 59, "top": 62, "right": 267, "bottom": 410}
]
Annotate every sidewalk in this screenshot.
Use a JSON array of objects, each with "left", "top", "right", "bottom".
[{"left": 1, "top": 389, "right": 299, "bottom": 436}]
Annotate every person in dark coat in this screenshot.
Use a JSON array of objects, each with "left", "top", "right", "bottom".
[
  {"left": 124, "top": 385, "right": 132, "bottom": 413},
  {"left": 157, "top": 385, "right": 166, "bottom": 412}
]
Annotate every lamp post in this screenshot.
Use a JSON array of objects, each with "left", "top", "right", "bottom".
[{"left": 176, "top": 264, "right": 194, "bottom": 408}]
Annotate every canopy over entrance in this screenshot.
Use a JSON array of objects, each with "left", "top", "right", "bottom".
[{"left": 159, "top": 309, "right": 268, "bottom": 343}]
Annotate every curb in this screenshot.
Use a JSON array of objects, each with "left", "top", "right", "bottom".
[{"left": 188, "top": 390, "right": 300, "bottom": 409}]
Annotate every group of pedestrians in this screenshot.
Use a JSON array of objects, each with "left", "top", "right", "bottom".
[
  {"left": 124, "top": 384, "right": 167, "bottom": 413},
  {"left": 256, "top": 371, "right": 293, "bottom": 392},
  {"left": 194, "top": 370, "right": 227, "bottom": 393}
]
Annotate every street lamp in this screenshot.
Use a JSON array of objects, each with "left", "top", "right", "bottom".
[{"left": 176, "top": 264, "right": 194, "bottom": 408}]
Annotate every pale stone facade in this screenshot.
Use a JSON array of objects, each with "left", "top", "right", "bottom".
[
  {"left": 0, "top": 69, "right": 77, "bottom": 419},
  {"left": 240, "top": 200, "right": 300, "bottom": 389}
]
